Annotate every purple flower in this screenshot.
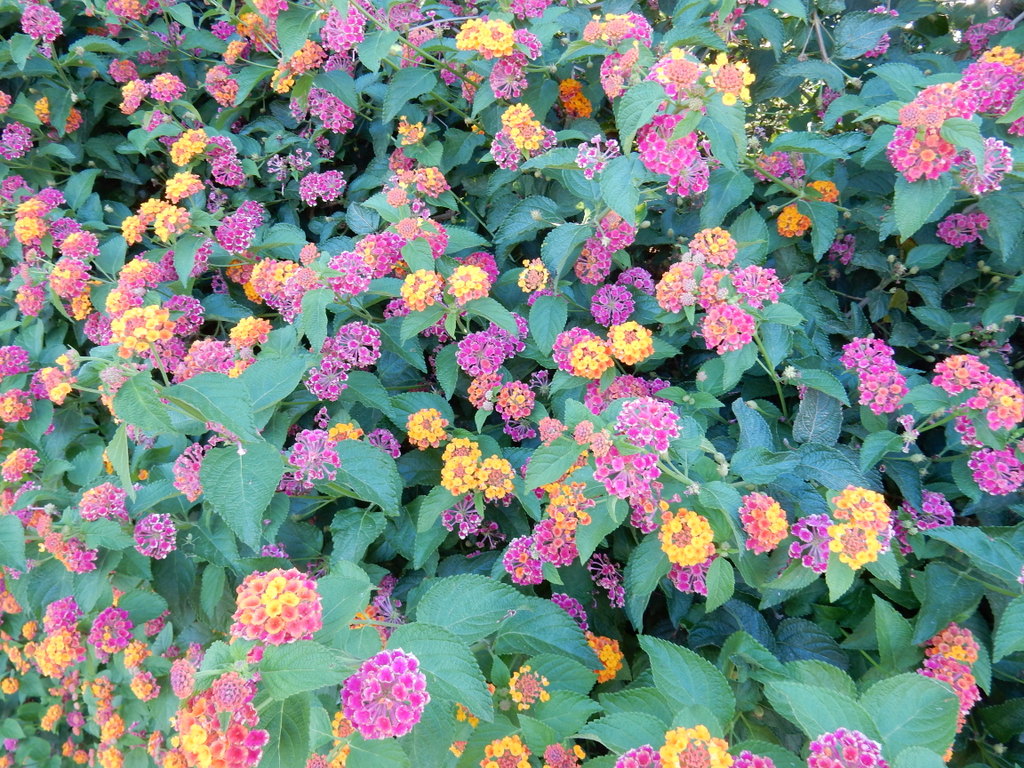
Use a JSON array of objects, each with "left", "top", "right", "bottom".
[{"left": 341, "top": 649, "right": 429, "bottom": 739}]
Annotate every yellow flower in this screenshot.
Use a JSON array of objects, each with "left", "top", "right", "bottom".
[
  {"left": 827, "top": 522, "right": 882, "bottom": 570},
  {"left": 607, "top": 321, "right": 654, "bottom": 365},
  {"left": 169, "top": 129, "right": 208, "bottom": 166},
  {"left": 661, "top": 725, "right": 733, "bottom": 768},
  {"left": 447, "top": 264, "right": 491, "bottom": 306},
  {"left": 705, "top": 53, "right": 755, "bottom": 106},
  {"left": 406, "top": 408, "right": 448, "bottom": 450},
  {"left": 455, "top": 18, "right": 515, "bottom": 59},
  {"left": 659, "top": 507, "right": 716, "bottom": 567},
  {"left": 165, "top": 172, "right": 204, "bottom": 203},
  {"left": 586, "top": 632, "right": 623, "bottom": 683},
  {"left": 401, "top": 270, "right": 444, "bottom": 312}
]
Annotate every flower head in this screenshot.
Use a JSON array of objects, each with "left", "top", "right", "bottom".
[
  {"left": 231, "top": 568, "right": 323, "bottom": 645},
  {"left": 341, "top": 649, "right": 429, "bottom": 739}
]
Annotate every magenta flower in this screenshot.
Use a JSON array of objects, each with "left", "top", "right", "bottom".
[
  {"left": 341, "top": 649, "right": 430, "bottom": 739},
  {"left": 134, "top": 513, "right": 177, "bottom": 559},
  {"left": 808, "top": 729, "right": 888, "bottom": 768}
]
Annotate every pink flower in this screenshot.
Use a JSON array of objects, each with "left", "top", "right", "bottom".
[
  {"left": 701, "top": 303, "right": 756, "bottom": 353},
  {"left": 808, "top": 729, "right": 888, "bottom": 768},
  {"left": 616, "top": 397, "right": 680, "bottom": 453},
  {"left": 504, "top": 535, "right": 545, "bottom": 585},
  {"left": 299, "top": 170, "right": 347, "bottom": 206},
  {"left": 341, "top": 649, "right": 430, "bottom": 739},
  {"left": 936, "top": 212, "right": 989, "bottom": 247},
  {"left": 88, "top": 605, "right": 134, "bottom": 656},
  {"left": 788, "top": 514, "right": 832, "bottom": 573},
  {"left": 637, "top": 114, "right": 709, "bottom": 197},
  {"left": 840, "top": 338, "right": 907, "bottom": 414},
  {"left": 967, "top": 446, "right": 1024, "bottom": 495},
  {"left": 21, "top": 4, "right": 63, "bottom": 42},
  {"left": 134, "top": 514, "right": 177, "bottom": 559},
  {"left": 615, "top": 745, "right": 663, "bottom": 768},
  {"left": 79, "top": 482, "right": 129, "bottom": 523},
  {"left": 231, "top": 567, "right": 323, "bottom": 645}
]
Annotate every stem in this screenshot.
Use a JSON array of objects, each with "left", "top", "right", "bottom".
[{"left": 752, "top": 332, "right": 789, "bottom": 420}]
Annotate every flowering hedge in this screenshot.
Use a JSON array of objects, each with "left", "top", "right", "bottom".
[{"left": 2, "top": 0, "right": 1024, "bottom": 765}]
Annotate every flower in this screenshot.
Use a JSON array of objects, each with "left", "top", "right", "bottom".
[
  {"left": 827, "top": 522, "right": 884, "bottom": 570},
  {"left": 503, "top": 535, "right": 545, "bottom": 585},
  {"left": 341, "top": 649, "right": 429, "bottom": 739},
  {"left": 925, "top": 623, "right": 979, "bottom": 665},
  {"left": 740, "top": 493, "right": 789, "bottom": 554},
  {"left": 660, "top": 508, "right": 715, "bottom": 567},
  {"left": 481, "top": 735, "right": 531, "bottom": 768},
  {"left": 807, "top": 729, "right": 888, "bottom": 768},
  {"left": 401, "top": 270, "right": 444, "bottom": 312},
  {"left": 616, "top": 745, "right": 663, "bottom": 768},
  {"left": 701, "top": 303, "right": 755, "bottom": 354},
  {"left": 509, "top": 665, "right": 550, "bottom": 710},
  {"left": 616, "top": 397, "right": 680, "bottom": 453},
  {"left": 230, "top": 568, "right": 323, "bottom": 645},
  {"left": 456, "top": 18, "right": 516, "bottom": 59},
  {"left": 705, "top": 53, "right": 754, "bottom": 105},
  {"left": 967, "top": 446, "right": 1024, "bottom": 495},
  {"left": 88, "top": 606, "right": 134, "bottom": 656},
  {"left": 134, "top": 514, "right": 177, "bottom": 559},
  {"left": 587, "top": 632, "right": 624, "bottom": 683},
  {"left": 660, "top": 725, "right": 732, "bottom": 768},
  {"left": 608, "top": 321, "right": 654, "bottom": 365},
  {"left": 406, "top": 408, "right": 449, "bottom": 449},
  {"left": 777, "top": 204, "right": 810, "bottom": 237}
]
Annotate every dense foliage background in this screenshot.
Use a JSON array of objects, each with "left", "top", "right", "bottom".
[{"left": 2, "top": 0, "right": 1024, "bottom": 765}]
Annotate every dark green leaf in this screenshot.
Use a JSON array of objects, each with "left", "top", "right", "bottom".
[{"left": 200, "top": 442, "right": 285, "bottom": 549}]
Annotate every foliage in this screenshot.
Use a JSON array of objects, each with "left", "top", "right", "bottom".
[{"left": 1, "top": 0, "right": 1024, "bottom": 766}]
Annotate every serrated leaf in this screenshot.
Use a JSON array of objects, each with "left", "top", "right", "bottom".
[
  {"left": 624, "top": 534, "right": 670, "bottom": 631},
  {"left": 861, "top": 674, "right": 959, "bottom": 758},
  {"left": 614, "top": 81, "right": 667, "bottom": 152},
  {"left": 260, "top": 641, "right": 356, "bottom": 699},
  {"left": 416, "top": 575, "right": 521, "bottom": 642},
  {"left": 258, "top": 693, "right": 310, "bottom": 768},
  {"left": 525, "top": 442, "right": 587, "bottom": 490},
  {"left": 893, "top": 176, "right": 953, "bottom": 240},
  {"left": 792, "top": 388, "right": 842, "bottom": 445},
  {"left": 640, "top": 636, "right": 735, "bottom": 730},
  {"left": 334, "top": 440, "right": 402, "bottom": 515},
  {"left": 200, "top": 442, "right": 285, "bottom": 549},
  {"left": 993, "top": 595, "right": 1024, "bottom": 661},
  {"left": 763, "top": 681, "right": 877, "bottom": 739}
]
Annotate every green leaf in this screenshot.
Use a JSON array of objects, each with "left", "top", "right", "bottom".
[
  {"left": 993, "top": 596, "right": 1024, "bottom": 661},
  {"left": 317, "top": 564, "right": 373, "bottom": 645},
  {"left": 258, "top": 693, "right": 311, "bottom": 768},
  {"left": 464, "top": 296, "right": 519, "bottom": 336},
  {"left": 165, "top": 374, "right": 259, "bottom": 442},
  {"left": 335, "top": 440, "right": 402, "bottom": 515},
  {"left": 358, "top": 29, "right": 400, "bottom": 72},
  {"left": 113, "top": 375, "right": 175, "bottom": 435},
  {"left": 600, "top": 155, "right": 644, "bottom": 223},
  {"left": 640, "top": 636, "right": 736, "bottom": 730},
  {"left": 705, "top": 557, "right": 735, "bottom": 613},
  {"left": 260, "top": 641, "right": 356, "bottom": 699},
  {"left": 861, "top": 674, "right": 959, "bottom": 758},
  {"left": 910, "top": 563, "right": 984, "bottom": 643},
  {"left": 796, "top": 369, "right": 849, "bottom": 405},
  {"left": 541, "top": 223, "right": 591, "bottom": 280},
  {"left": 347, "top": 737, "right": 410, "bottom": 768},
  {"left": 298, "top": 288, "right": 332, "bottom": 351},
  {"left": 241, "top": 353, "right": 311, "bottom": 416},
  {"left": 763, "top": 680, "right": 878, "bottom": 739},
  {"left": 893, "top": 176, "right": 953, "bottom": 240},
  {"left": 200, "top": 565, "right": 226, "bottom": 619},
  {"left": 893, "top": 747, "right": 948, "bottom": 768},
  {"left": 624, "top": 533, "right": 670, "bottom": 631},
  {"left": 701, "top": 169, "right": 754, "bottom": 228},
  {"left": 416, "top": 575, "right": 521, "bottom": 642},
  {"left": 529, "top": 294, "right": 568, "bottom": 351},
  {"left": 832, "top": 11, "right": 897, "bottom": 58},
  {"left": 0, "top": 516, "right": 27, "bottom": 571},
  {"left": 925, "top": 526, "right": 1022, "bottom": 585},
  {"left": 494, "top": 596, "right": 597, "bottom": 666},
  {"left": 389, "top": 623, "right": 493, "bottom": 721},
  {"left": 792, "top": 388, "right": 842, "bottom": 445},
  {"left": 200, "top": 442, "right": 286, "bottom": 549},
  {"left": 525, "top": 442, "right": 586, "bottom": 490},
  {"left": 799, "top": 200, "right": 839, "bottom": 260},
  {"left": 107, "top": 424, "right": 135, "bottom": 502},
  {"left": 614, "top": 81, "right": 667, "bottom": 152},
  {"left": 859, "top": 431, "right": 902, "bottom": 473},
  {"left": 578, "top": 712, "right": 670, "bottom": 753},
  {"left": 276, "top": 5, "right": 319, "bottom": 58},
  {"left": 701, "top": 100, "right": 746, "bottom": 170},
  {"left": 9, "top": 34, "right": 36, "bottom": 70},
  {"left": 939, "top": 118, "right": 985, "bottom": 167},
  {"left": 873, "top": 596, "right": 919, "bottom": 671},
  {"left": 434, "top": 343, "right": 459, "bottom": 400},
  {"left": 383, "top": 68, "right": 438, "bottom": 123}
]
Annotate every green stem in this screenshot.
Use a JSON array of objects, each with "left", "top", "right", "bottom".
[{"left": 752, "top": 332, "right": 788, "bottom": 420}]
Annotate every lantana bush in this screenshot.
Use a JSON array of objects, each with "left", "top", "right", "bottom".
[{"left": 2, "top": 0, "right": 1024, "bottom": 765}]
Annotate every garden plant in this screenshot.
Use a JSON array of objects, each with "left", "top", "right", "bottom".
[{"left": 1, "top": 0, "right": 1024, "bottom": 765}]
